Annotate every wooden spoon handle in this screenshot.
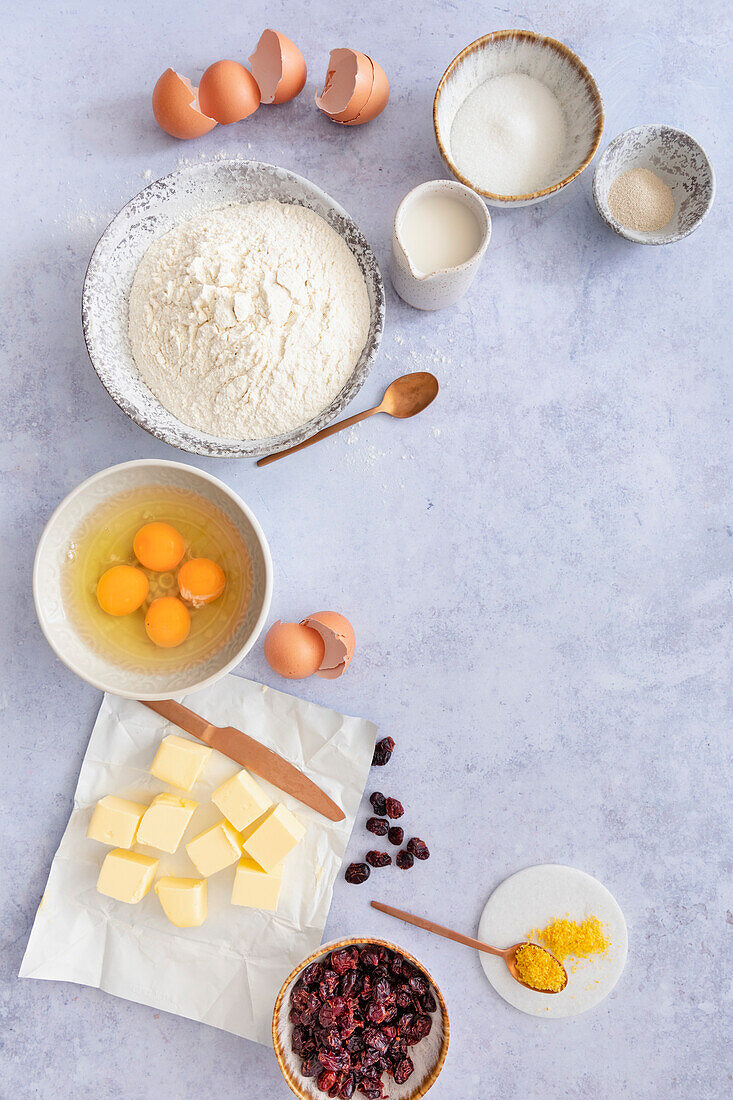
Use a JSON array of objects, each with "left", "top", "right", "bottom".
[
  {"left": 371, "top": 900, "right": 503, "bottom": 958},
  {"left": 257, "top": 405, "right": 380, "bottom": 467}
]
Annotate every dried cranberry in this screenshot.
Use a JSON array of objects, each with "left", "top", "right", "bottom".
[
  {"left": 357, "top": 1084, "right": 383, "bottom": 1100},
  {"left": 384, "top": 797, "right": 404, "bottom": 819},
  {"left": 369, "top": 792, "right": 387, "bottom": 816},
  {"left": 366, "top": 817, "right": 388, "bottom": 836},
  {"left": 386, "top": 826, "right": 403, "bottom": 846},
  {"left": 318, "top": 1069, "right": 338, "bottom": 1092},
  {"left": 302, "top": 960, "right": 324, "bottom": 986},
  {"left": 321, "top": 1027, "right": 343, "bottom": 1050},
  {"left": 371, "top": 737, "right": 395, "bottom": 766},
  {"left": 365, "top": 850, "right": 391, "bottom": 868},
  {"left": 408, "top": 973, "right": 428, "bottom": 996},
  {"left": 331, "top": 947, "right": 359, "bottom": 974},
  {"left": 338, "top": 1074, "right": 356, "bottom": 1099},
  {"left": 393, "top": 1057, "right": 415, "bottom": 1085},
  {"left": 340, "top": 970, "right": 360, "bottom": 998},
  {"left": 345, "top": 862, "right": 370, "bottom": 884},
  {"left": 360, "top": 947, "right": 380, "bottom": 968},
  {"left": 406, "top": 837, "right": 430, "bottom": 860},
  {"left": 301, "top": 1056, "right": 321, "bottom": 1077},
  {"left": 363, "top": 1028, "right": 390, "bottom": 1053},
  {"left": 396, "top": 850, "right": 414, "bottom": 869},
  {"left": 397, "top": 1012, "right": 414, "bottom": 1037},
  {"left": 319, "top": 1048, "right": 350, "bottom": 1073},
  {"left": 421, "top": 991, "right": 437, "bottom": 1013}
]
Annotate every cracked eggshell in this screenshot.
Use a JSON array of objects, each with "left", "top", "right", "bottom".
[
  {"left": 302, "top": 611, "right": 356, "bottom": 679},
  {"left": 250, "top": 29, "right": 307, "bottom": 104},
  {"left": 343, "top": 56, "right": 390, "bottom": 126},
  {"left": 198, "top": 60, "right": 260, "bottom": 124},
  {"left": 315, "top": 48, "right": 374, "bottom": 124},
  {"left": 264, "top": 620, "right": 325, "bottom": 680},
  {"left": 152, "top": 69, "right": 218, "bottom": 139}
]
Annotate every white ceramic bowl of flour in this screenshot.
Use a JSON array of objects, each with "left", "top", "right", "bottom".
[
  {"left": 434, "top": 30, "right": 604, "bottom": 207},
  {"left": 82, "top": 161, "right": 385, "bottom": 458}
]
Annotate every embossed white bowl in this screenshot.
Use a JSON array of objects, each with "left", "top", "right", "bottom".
[
  {"left": 592, "top": 125, "right": 715, "bottom": 244},
  {"left": 434, "top": 30, "right": 604, "bottom": 206},
  {"left": 82, "top": 160, "right": 385, "bottom": 458},
  {"left": 33, "top": 460, "right": 272, "bottom": 699}
]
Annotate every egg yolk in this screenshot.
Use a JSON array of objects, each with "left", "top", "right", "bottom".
[
  {"left": 145, "top": 596, "right": 191, "bottom": 648},
  {"left": 133, "top": 522, "right": 185, "bottom": 572},
  {"left": 177, "top": 558, "right": 226, "bottom": 606},
  {"left": 96, "top": 565, "right": 149, "bottom": 617}
]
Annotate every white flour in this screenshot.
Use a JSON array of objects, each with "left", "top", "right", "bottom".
[
  {"left": 128, "top": 200, "right": 370, "bottom": 440},
  {"left": 450, "top": 73, "right": 566, "bottom": 195}
]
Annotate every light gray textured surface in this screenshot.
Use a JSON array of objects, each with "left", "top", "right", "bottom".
[{"left": 1, "top": 1, "right": 730, "bottom": 1097}]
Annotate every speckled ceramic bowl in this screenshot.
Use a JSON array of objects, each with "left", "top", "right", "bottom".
[
  {"left": 433, "top": 30, "right": 604, "bottom": 206},
  {"left": 273, "top": 937, "right": 450, "bottom": 1099},
  {"left": 592, "top": 124, "right": 715, "bottom": 244},
  {"left": 82, "top": 161, "right": 385, "bottom": 458},
  {"left": 33, "top": 460, "right": 272, "bottom": 699}
]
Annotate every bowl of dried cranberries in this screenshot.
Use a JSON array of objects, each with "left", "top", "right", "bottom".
[{"left": 272, "top": 937, "right": 450, "bottom": 1099}]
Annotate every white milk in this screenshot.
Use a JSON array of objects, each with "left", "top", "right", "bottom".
[{"left": 399, "top": 192, "right": 483, "bottom": 275}]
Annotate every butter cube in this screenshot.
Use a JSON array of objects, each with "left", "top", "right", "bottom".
[
  {"left": 150, "top": 734, "right": 212, "bottom": 791},
  {"left": 186, "top": 819, "right": 242, "bottom": 877},
  {"left": 231, "top": 855, "right": 282, "bottom": 911},
  {"left": 155, "top": 876, "right": 207, "bottom": 927},
  {"left": 136, "top": 793, "right": 198, "bottom": 853},
  {"left": 97, "top": 849, "right": 158, "bottom": 903},
  {"left": 86, "top": 795, "right": 147, "bottom": 849},
  {"left": 240, "top": 803, "right": 306, "bottom": 874},
  {"left": 211, "top": 769, "right": 272, "bottom": 832}
]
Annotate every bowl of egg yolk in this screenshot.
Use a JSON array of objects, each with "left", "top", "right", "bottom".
[{"left": 33, "top": 460, "right": 272, "bottom": 699}]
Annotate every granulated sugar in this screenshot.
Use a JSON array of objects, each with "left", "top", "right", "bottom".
[{"left": 450, "top": 73, "right": 566, "bottom": 195}]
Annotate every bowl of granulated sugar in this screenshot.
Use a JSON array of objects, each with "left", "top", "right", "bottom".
[
  {"left": 593, "top": 124, "right": 715, "bottom": 245},
  {"left": 433, "top": 30, "right": 604, "bottom": 206}
]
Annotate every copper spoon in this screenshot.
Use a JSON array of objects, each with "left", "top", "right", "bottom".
[
  {"left": 257, "top": 371, "right": 439, "bottom": 467},
  {"left": 371, "top": 900, "right": 568, "bottom": 994}
]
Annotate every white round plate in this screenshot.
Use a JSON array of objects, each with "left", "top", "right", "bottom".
[
  {"left": 82, "top": 160, "right": 385, "bottom": 458},
  {"left": 478, "top": 864, "right": 627, "bottom": 1018}
]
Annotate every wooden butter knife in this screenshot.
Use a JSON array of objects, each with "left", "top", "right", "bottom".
[{"left": 140, "top": 699, "right": 345, "bottom": 822}]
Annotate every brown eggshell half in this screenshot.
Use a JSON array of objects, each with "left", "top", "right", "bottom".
[
  {"left": 343, "top": 56, "right": 390, "bottom": 126},
  {"left": 315, "top": 48, "right": 374, "bottom": 124},
  {"left": 152, "top": 69, "right": 218, "bottom": 140},
  {"left": 198, "top": 60, "right": 260, "bottom": 124},
  {"left": 250, "top": 29, "right": 307, "bottom": 104},
  {"left": 302, "top": 611, "right": 356, "bottom": 679},
  {"left": 264, "top": 621, "right": 325, "bottom": 680}
]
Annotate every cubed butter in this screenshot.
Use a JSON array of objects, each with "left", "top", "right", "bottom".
[
  {"left": 211, "top": 769, "right": 272, "bottom": 832},
  {"left": 150, "top": 734, "right": 211, "bottom": 791},
  {"left": 186, "top": 819, "right": 242, "bottom": 877},
  {"left": 155, "top": 876, "right": 207, "bottom": 927},
  {"left": 231, "top": 855, "right": 282, "bottom": 911},
  {"left": 97, "top": 849, "right": 158, "bottom": 903},
  {"left": 136, "top": 793, "right": 198, "bottom": 853},
  {"left": 240, "top": 803, "right": 306, "bottom": 874},
  {"left": 86, "top": 795, "right": 148, "bottom": 849}
]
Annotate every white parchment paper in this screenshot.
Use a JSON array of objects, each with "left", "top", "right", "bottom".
[{"left": 20, "top": 675, "right": 377, "bottom": 1045}]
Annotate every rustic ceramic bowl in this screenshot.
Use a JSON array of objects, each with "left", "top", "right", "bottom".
[
  {"left": 592, "top": 124, "right": 715, "bottom": 244},
  {"left": 433, "top": 30, "right": 604, "bottom": 206},
  {"left": 273, "top": 937, "right": 450, "bottom": 1099},
  {"left": 33, "top": 459, "right": 272, "bottom": 699},
  {"left": 82, "top": 160, "right": 385, "bottom": 458}
]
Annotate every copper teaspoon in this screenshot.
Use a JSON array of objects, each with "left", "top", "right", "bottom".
[
  {"left": 371, "top": 900, "right": 568, "bottom": 994},
  {"left": 257, "top": 371, "right": 439, "bottom": 467}
]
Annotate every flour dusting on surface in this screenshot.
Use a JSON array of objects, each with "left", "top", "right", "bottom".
[{"left": 128, "top": 200, "right": 370, "bottom": 440}]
